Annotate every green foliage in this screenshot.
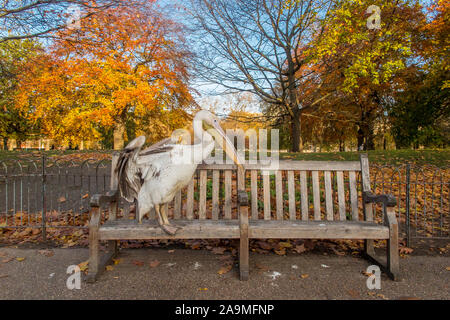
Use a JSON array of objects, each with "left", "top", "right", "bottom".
[{"left": 389, "top": 67, "right": 449, "bottom": 148}]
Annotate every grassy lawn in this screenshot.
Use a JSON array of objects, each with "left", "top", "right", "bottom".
[
  {"left": 0, "top": 149, "right": 448, "bottom": 166},
  {"left": 280, "top": 149, "right": 450, "bottom": 166}
]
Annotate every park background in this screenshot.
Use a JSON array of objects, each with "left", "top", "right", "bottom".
[{"left": 0, "top": 1, "right": 448, "bottom": 259}]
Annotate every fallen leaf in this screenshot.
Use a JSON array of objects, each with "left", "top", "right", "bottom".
[
  {"left": 0, "top": 274, "right": 8, "bottom": 279},
  {"left": 16, "top": 257, "right": 25, "bottom": 262},
  {"left": 149, "top": 260, "right": 160, "bottom": 268},
  {"left": 132, "top": 260, "right": 144, "bottom": 267},
  {"left": 212, "top": 247, "right": 227, "bottom": 255},
  {"left": 78, "top": 260, "right": 89, "bottom": 272},
  {"left": 348, "top": 289, "right": 360, "bottom": 299},
  {"left": 1, "top": 257, "right": 14, "bottom": 263},
  {"left": 293, "top": 244, "right": 306, "bottom": 254},
  {"left": 58, "top": 196, "right": 66, "bottom": 203},
  {"left": 217, "top": 265, "right": 232, "bottom": 275},
  {"left": 38, "top": 249, "right": 54, "bottom": 257},
  {"left": 446, "top": 267, "right": 450, "bottom": 271},
  {"left": 198, "top": 288, "right": 208, "bottom": 291},
  {"left": 105, "top": 265, "right": 114, "bottom": 271},
  {"left": 257, "top": 241, "right": 272, "bottom": 250},
  {"left": 399, "top": 247, "right": 413, "bottom": 255},
  {"left": 112, "top": 259, "right": 121, "bottom": 265},
  {"left": 361, "top": 271, "right": 372, "bottom": 277},
  {"left": 82, "top": 194, "right": 89, "bottom": 199},
  {"left": 274, "top": 248, "right": 286, "bottom": 255},
  {"left": 300, "top": 274, "right": 309, "bottom": 279},
  {"left": 278, "top": 241, "right": 292, "bottom": 248},
  {"left": 168, "top": 250, "right": 175, "bottom": 253},
  {"left": 377, "top": 293, "right": 388, "bottom": 300}
]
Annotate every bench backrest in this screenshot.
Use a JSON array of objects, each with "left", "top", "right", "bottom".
[{"left": 110, "top": 154, "right": 373, "bottom": 222}]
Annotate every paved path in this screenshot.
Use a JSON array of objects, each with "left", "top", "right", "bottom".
[{"left": 0, "top": 247, "right": 448, "bottom": 300}]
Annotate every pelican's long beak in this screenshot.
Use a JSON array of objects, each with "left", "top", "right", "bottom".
[{"left": 213, "top": 123, "right": 244, "bottom": 170}]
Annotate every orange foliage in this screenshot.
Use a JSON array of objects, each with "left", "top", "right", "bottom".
[{"left": 16, "top": 1, "right": 192, "bottom": 146}]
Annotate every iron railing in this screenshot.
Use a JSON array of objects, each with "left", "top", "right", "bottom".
[{"left": 0, "top": 157, "right": 448, "bottom": 245}]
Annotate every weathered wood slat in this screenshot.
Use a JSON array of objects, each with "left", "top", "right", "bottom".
[
  {"left": 224, "top": 170, "right": 232, "bottom": 219},
  {"left": 336, "top": 171, "right": 346, "bottom": 221},
  {"left": 251, "top": 170, "right": 258, "bottom": 220},
  {"left": 360, "top": 154, "right": 373, "bottom": 222},
  {"left": 275, "top": 171, "right": 283, "bottom": 220},
  {"left": 248, "top": 220, "right": 389, "bottom": 239},
  {"left": 174, "top": 190, "right": 181, "bottom": 219},
  {"left": 99, "top": 220, "right": 240, "bottom": 240},
  {"left": 199, "top": 170, "right": 207, "bottom": 220},
  {"left": 288, "top": 171, "right": 296, "bottom": 220},
  {"left": 212, "top": 170, "right": 220, "bottom": 220},
  {"left": 300, "top": 171, "right": 308, "bottom": 220},
  {"left": 263, "top": 172, "right": 271, "bottom": 220},
  {"left": 198, "top": 161, "right": 361, "bottom": 171},
  {"left": 186, "top": 178, "right": 194, "bottom": 220},
  {"left": 324, "top": 171, "right": 333, "bottom": 220},
  {"left": 349, "top": 171, "right": 359, "bottom": 220},
  {"left": 312, "top": 171, "right": 321, "bottom": 220}
]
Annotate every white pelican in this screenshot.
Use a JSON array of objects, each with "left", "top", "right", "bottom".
[{"left": 114, "top": 110, "right": 243, "bottom": 235}]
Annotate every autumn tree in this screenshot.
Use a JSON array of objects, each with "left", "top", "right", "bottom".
[
  {"left": 0, "top": 39, "right": 41, "bottom": 149},
  {"left": 311, "top": 0, "right": 427, "bottom": 150},
  {"left": 17, "top": 2, "right": 193, "bottom": 149},
  {"left": 187, "top": 0, "right": 335, "bottom": 152},
  {"left": 389, "top": 0, "right": 449, "bottom": 148}
]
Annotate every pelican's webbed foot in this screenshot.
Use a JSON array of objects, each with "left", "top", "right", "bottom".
[{"left": 160, "top": 224, "right": 180, "bottom": 236}]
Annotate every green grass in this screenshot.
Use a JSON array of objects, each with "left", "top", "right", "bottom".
[
  {"left": 280, "top": 149, "right": 450, "bottom": 167},
  {"left": 0, "top": 149, "right": 448, "bottom": 166}
]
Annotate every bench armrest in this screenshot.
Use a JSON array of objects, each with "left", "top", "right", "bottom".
[
  {"left": 237, "top": 190, "right": 249, "bottom": 206},
  {"left": 363, "top": 191, "right": 397, "bottom": 207},
  {"left": 363, "top": 191, "right": 397, "bottom": 226},
  {"left": 90, "top": 190, "right": 119, "bottom": 208}
]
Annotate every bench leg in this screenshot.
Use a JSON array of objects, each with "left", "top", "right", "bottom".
[
  {"left": 363, "top": 208, "right": 400, "bottom": 281},
  {"left": 239, "top": 200, "right": 249, "bottom": 281},
  {"left": 387, "top": 216, "right": 399, "bottom": 279},
  {"left": 87, "top": 207, "right": 100, "bottom": 283},
  {"left": 239, "top": 234, "right": 249, "bottom": 281}
]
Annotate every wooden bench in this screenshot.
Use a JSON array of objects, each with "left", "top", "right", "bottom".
[{"left": 87, "top": 154, "right": 399, "bottom": 282}]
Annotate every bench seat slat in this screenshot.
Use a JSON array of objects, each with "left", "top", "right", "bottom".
[
  {"left": 249, "top": 220, "right": 389, "bottom": 239},
  {"left": 99, "top": 219, "right": 240, "bottom": 240}
]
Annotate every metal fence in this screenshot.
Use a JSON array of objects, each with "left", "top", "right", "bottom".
[{"left": 0, "top": 157, "right": 448, "bottom": 245}]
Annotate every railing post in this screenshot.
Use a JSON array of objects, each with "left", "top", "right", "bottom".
[
  {"left": 405, "top": 163, "right": 411, "bottom": 247},
  {"left": 42, "top": 155, "right": 47, "bottom": 242}
]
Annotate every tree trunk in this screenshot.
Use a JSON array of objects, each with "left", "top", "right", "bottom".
[
  {"left": 290, "top": 114, "right": 301, "bottom": 152},
  {"left": 113, "top": 121, "right": 125, "bottom": 150},
  {"left": 2, "top": 137, "right": 8, "bottom": 150},
  {"left": 357, "top": 127, "right": 365, "bottom": 151}
]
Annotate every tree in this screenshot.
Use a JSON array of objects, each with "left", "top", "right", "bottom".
[
  {"left": 311, "top": 0, "right": 426, "bottom": 150},
  {"left": 187, "top": 0, "right": 335, "bottom": 152},
  {"left": 0, "top": 39, "right": 41, "bottom": 149},
  {"left": 0, "top": 0, "right": 126, "bottom": 43},
  {"left": 16, "top": 2, "right": 193, "bottom": 149},
  {"left": 389, "top": 0, "right": 449, "bottom": 148}
]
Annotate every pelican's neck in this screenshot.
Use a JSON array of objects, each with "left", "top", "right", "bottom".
[
  {"left": 193, "top": 114, "right": 214, "bottom": 162},
  {"left": 193, "top": 115, "right": 213, "bottom": 145}
]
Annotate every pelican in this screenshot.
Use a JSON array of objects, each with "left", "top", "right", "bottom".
[{"left": 114, "top": 110, "right": 243, "bottom": 235}]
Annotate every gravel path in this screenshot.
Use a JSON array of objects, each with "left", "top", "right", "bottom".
[{"left": 0, "top": 247, "right": 448, "bottom": 300}]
